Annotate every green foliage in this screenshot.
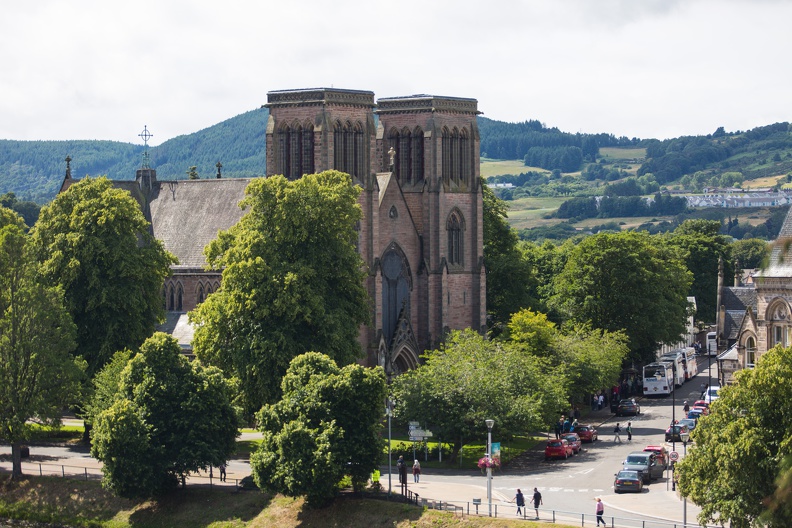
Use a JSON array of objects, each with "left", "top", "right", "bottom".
[
  {"left": 31, "top": 177, "right": 176, "bottom": 377},
  {"left": 549, "top": 231, "right": 692, "bottom": 364},
  {"left": 0, "top": 223, "right": 82, "bottom": 478},
  {"left": 731, "top": 238, "right": 770, "bottom": 269},
  {"left": 482, "top": 183, "right": 536, "bottom": 332},
  {"left": 677, "top": 345, "right": 792, "bottom": 527},
  {"left": 250, "top": 352, "right": 386, "bottom": 507},
  {"left": 391, "top": 329, "right": 566, "bottom": 462},
  {"left": 82, "top": 349, "right": 133, "bottom": 425},
  {"left": 191, "top": 171, "right": 369, "bottom": 417},
  {"left": 91, "top": 333, "right": 239, "bottom": 499},
  {"left": 0, "top": 192, "right": 40, "bottom": 227},
  {"left": 186, "top": 166, "right": 199, "bottom": 180}
]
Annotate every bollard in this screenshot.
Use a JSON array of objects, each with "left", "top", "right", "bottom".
[{"left": 85, "top": 468, "right": 88, "bottom": 481}]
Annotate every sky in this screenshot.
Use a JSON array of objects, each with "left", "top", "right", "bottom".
[{"left": 2, "top": 0, "right": 790, "bottom": 146}]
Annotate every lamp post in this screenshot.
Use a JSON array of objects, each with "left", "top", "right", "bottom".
[
  {"left": 386, "top": 400, "right": 392, "bottom": 497},
  {"left": 683, "top": 440, "right": 688, "bottom": 526},
  {"left": 485, "top": 419, "right": 494, "bottom": 517}
]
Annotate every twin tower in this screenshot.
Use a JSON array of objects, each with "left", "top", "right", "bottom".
[{"left": 264, "top": 88, "right": 486, "bottom": 373}]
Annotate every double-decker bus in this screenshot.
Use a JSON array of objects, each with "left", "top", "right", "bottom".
[
  {"left": 659, "top": 351, "right": 686, "bottom": 387},
  {"left": 643, "top": 361, "right": 675, "bottom": 396}
]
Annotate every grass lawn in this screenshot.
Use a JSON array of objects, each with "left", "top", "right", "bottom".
[
  {"left": 480, "top": 159, "right": 547, "bottom": 178},
  {"left": 501, "top": 197, "right": 567, "bottom": 231},
  {"left": 0, "top": 475, "right": 575, "bottom": 528},
  {"left": 598, "top": 147, "right": 646, "bottom": 160}
]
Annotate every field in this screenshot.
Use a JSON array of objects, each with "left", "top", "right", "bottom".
[
  {"left": 598, "top": 147, "right": 646, "bottom": 160},
  {"left": 0, "top": 476, "right": 573, "bottom": 528},
  {"left": 480, "top": 159, "right": 547, "bottom": 178},
  {"left": 501, "top": 197, "right": 566, "bottom": 231}
]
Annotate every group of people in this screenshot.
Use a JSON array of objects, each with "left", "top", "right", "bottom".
[
  {"left": 553, "top": 414, "right": 580, "bottom": 438},
  {"left": 513, "top": 487, "right": 543, "bottom": 518},
  {"left": 612, "top": 422, "right": 633, "bottom": 443},
  {"left": 396, "top": 455, "right": 421, "bottom": 484}
]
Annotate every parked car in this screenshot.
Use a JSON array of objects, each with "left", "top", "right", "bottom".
[
  {"left": 692, "top": 404, "right": 709, "bottom": 415},
  {"left": 623, "top": 452, "right": 664, "bottom": 483},
  {"left": 702, "top": 385, "right": 720, "bottom": 403},
  {"left": 687, "top": 409, "right": 705, "bottom": 421},
  {"left": 693, "top": 400, "right": 710, "bottom": 410},
  {"left": 665, "top": 424, "right": 690, "bottom": 443},
  {"left": 616, "top": 398, "right": 641, "bottom": 416},
  {"left": 643, "top": 445, "right": 670, "bottom": 469},
  {"left": 572, "top": 424, "right": 598, "bottom": 443},
  {"left": 614, "top": 469, "right": 644, "bottom": 493},
  {"left": 545, "top": 439, "right": 574, "bottom": 460},
  {"left": 678, "top": 418, "right": 697, "bottom": 433},
  {"left": 562, "top": 433, "right": 582, "bottom": 454}
]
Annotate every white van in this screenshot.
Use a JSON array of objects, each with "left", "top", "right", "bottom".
[{"left": 706, "top": 332, "right": 718, "bottom": 356}]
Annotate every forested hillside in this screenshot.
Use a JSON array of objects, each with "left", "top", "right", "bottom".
[{"left": 0, "top": 108, "right": 268, "bottom": 203}]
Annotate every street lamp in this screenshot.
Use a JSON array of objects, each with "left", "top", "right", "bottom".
[
  {"left": 386, "top": 400, "right": 392, "bottom": 497},
  {"left": 485, "top": 419, "right": 494, "bottom": 517}
]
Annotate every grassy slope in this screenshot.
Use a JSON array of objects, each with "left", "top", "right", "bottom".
[{"left": 0, "top": 476, "right": 573, "bottom": 528}]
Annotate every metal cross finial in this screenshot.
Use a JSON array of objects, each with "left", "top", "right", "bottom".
[
  {"left": 138, "top": 125, "right": 153, "bottom": 147},
  {"left": 65, "top": 155, "right": 72, "bottom": 179},
  {"left": 216, "top": 161, "right": 222, "bottom": 179}
]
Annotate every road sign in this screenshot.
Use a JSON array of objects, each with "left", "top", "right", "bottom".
[{"left": 670, "top": 451, "right": 679, "bottom": 461}]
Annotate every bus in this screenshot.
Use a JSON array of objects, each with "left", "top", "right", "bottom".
[
  {"left": 682, "top": 346, "right": 698, "bottom": 379},
  {"left": 658, "top": 352, "right": 685, "bottom": 387},
  {"left": 643, "top": 361, "right": 675, "bottom": 396},
  {"left": 706, "top": 332, "right": 717, "bottom": 356}
]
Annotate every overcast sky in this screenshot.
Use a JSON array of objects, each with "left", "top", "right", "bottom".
[{"left": 2, "top": 0, "right": 790, "bottom": 146}]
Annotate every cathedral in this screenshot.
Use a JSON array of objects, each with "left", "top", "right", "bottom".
[{"left": 60, "top": 87, "right": 487, "bottom": 371}]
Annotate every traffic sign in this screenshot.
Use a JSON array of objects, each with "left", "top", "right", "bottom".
[{"left": 670, "top": 451, "right": 679, "bottom": 461}]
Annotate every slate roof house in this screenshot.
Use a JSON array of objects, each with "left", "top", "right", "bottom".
[
  {"left": 60, "top": 87, "right": 487, "bottom": 371},
  {"left": 715, "top": 206, "right": 792, "bottom": 383}
]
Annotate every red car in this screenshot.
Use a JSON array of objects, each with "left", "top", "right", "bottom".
[
  {"left": 562, "top": 433, "right": 582, "bottom": 454},
  {"left": 573, "top": 424, "right": 598, "bottom": 443},
  {"left": 545, "top": 439, "right": 574, "bottom": 460},
  {"left": 693, "top": 400, "right": 710, "bottom": 410},
  {"left": 643, "top": 445, "right": 670, "bottom": 469},
  {"left": 692, "top": 405, "right": 709, "bottom": 415}
]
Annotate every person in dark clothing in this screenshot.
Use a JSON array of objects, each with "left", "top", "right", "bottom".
[
  {"left": 554, "top": 418, "right": 563, "bottom": 439},
  {"left": 532, "top": 487, "right": 543, "bottom": 519},
  {"left": 513, "top": 488, "right": 525, "bottom": 516}
]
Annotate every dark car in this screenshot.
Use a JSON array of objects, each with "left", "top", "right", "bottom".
[
  {"left": 572, "top": 424, "right": 598, "bottom": 443},
  {"left": 616, "top": 398, "right": 641, "bottom": 417},
  {"left": 665, "top": 424, "right": 690, "bottom": 443},
  {"left": 614, "top": 469, "right": 644, "bottom": 493},
  {"left": 687, "top": 409, "right": 705, "bottom": 421},
  {"left": 678, "top": 418, "right": 697, "bottom": 433},
  {"left": 623, "top": 452, "right": 664, "bottom": 483},
  {"left": 562, "top": 433, "right": 582, "bottom": 454},
  {"left": 545, "top": 439, "right": 574, "bottom": 460}
]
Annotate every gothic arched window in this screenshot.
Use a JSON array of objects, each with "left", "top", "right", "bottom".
[
  {"left": 381, "top": 247, "right": 411, "bottom": 345},
  {"left": 746, "top": 335, "right": 757, "bottom": 368},
  {"left": 197, "top": 283, "right": 205, "bottom": 305},
  {"left": 176, "top": 283, "right": 183, "bottom": 311},
  {"left": 168, "top": 284, "right": 175, "bottom": 311},
  {"left": 447, "top": 211, "right": 464, "bottom": 266}
]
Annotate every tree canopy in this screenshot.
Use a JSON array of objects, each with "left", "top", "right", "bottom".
[
  {"left": 677, "top": 345, "right": 792, "bottom": 527},
  {"left": 31, "top": 176, "right": 176, "bottom": 377},
  {"left": 250, "top": 352, "right": 386, "bottom": 507},
  {"left": 549, "top": 231, "right": 692, "bottom": 364},
  {"left": 190, "top": 171, "right": 370, "bottom": 417},
  {"left": 0, "top": 218, "right": 82, "bottom": 479},
  {"left": 91, "top": 332, "right": 238, "bottom": 498},
  {"left": 392, "top": 329, "right": 566, "bottom": 462}
]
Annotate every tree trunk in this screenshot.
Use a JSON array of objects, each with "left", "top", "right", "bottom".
[
  {"left": 11, "top": 441, "right": 22, "bottom": 480},
  {"left": 450, "top": 439, "right": 462, "bottom": 464}
]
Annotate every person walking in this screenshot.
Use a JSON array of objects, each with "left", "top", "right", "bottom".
[
  {"left": 219, "top": 462, "right": 227, "bottom": 482},
  {"left": 613, "top": 423, "right": 622, "bottom": 443},
  {"left": 598, "top": 393, "right": 605, "bottom": 410},
  {"left": 683, "top": 400, "right": 690, "bottom": 413},
  {"left": 595, "top": 497, "right": 605, "bottom": 526},
  {"left": 513, "top": 488, "right": 525, "bottom": 516},
  {"left": 412, "top": 459, "right": 421, "bottom": 483},
  {"left": 532, "top": 487, "right": 543, "bottom": 519},
  {"left": 626, "top": 422, "right": 633, "bottom": 442},
  {"left": 554, "top": 418, "right": 563, "bottom": 439},
  {"left": 397, "top": 455, "right": 407, "bottom": 487}
]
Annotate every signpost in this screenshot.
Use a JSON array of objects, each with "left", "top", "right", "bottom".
[{"left": 670, "top": 451, "right": 679, "bottom": 462}]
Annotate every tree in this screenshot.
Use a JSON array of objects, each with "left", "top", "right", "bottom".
[
  {"left": 31, "top": 177, "right": 176, "bottom": 377},
  {"left": 190, "top": 171, "right": 369, "bottom": 417},
  {"left": 482, "top": 182, "right": 536, "bottom": 332},
  {"left": 91, "top": 332, "right": 238, "bottom": 498},
  {"left": 732, "top": 238, "right": 770, "bottom": 270},
  {"left": 0, "top": 218, "right": 83, "bottom": 479},
  {"left": 550, "top": 231, "right": 692, "bottom": 365},
  {"left": 186, "top": 166, "right": 199, "bottom": 180},
  {"left": 677, "top": 345, "right": 792, "bottom": 527},
  {"left": 666, "top": 219, "right": 731, "bottom": 324},
  {"left": 250, "top": 352, "right": 386, "bottom": 507},
  {"left": 391, "top": 329, "right": 566, "bottom": 462}
]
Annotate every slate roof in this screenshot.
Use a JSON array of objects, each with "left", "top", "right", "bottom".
[
  {"left": 725, "top": 310, "right": 748, "bottom": 340},
  {"left": 156, "top": 312, "right": 195, "bottom": 353},
  {"left": 148, "top": 178, "right": 251, "bottom": 268},
  {"left": 722, "top": 286, "right": 756, "bottom": 312}
]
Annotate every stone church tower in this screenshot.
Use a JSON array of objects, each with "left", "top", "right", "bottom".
[{"left": 265, "top": 88, "right": 486, "bottom": 374}]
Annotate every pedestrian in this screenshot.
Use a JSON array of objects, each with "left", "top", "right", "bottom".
[
  {"left": 219, "top": 462, "right": 227, "bottom": 482},
  {"left": 513, "top": 488, "right": 525, "bottom": 516},
  {"left": 397, "top": 455, "right": 406, "bottom": 485},
  {"left": 573, "top": 406, "right": 581, "bottom": 420},
  {"left": 532, "top": 487, "right": 543, "bottom": 519},
  {"left": 595, "top": 497, "right": 605, "bottom": 526},
  {"left": 598, "top": 393, "right": 604, "bottom": 410},
  {"left": 626, "top": 422, "right": 632, "bottom": 442},
  {"left": 572, "top": 418, "right": 579, "bottom": 430},
  {"left": 683, "top": 400, "right": 690, "bottom": 413},
  {"left": 412, "top": 459, "right": 421, "bottom": 483},
  {"left": 591, "top": 394, "right": 598, "bottom": 411},
  {"left": 700, "top": 382, "right": 707, "bottom": 398},
  {"left": 613, "top": 422, "right": 622, "bottom": 443},
  {"left": 563, "top": 417, "right": 571, "bottom": 433},
  {"left": 554, "top": 418, "right": 563, "bottom": 439}
]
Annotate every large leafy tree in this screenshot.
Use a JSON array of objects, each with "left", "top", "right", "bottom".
[
  {"left": 550, "top": 231, "right": 692, "bottom": 365},
  {"left": 732, "top": 238, "right": 770, "bottom": 270},
  {"left": 31, "top": 177, "right": 176, "bottom": 377},
  {"left": 677, "top": 345, "right": 792, "bottom": 527},
  {"left": 665, "top": 219, "right": 731, "bottom": 324},
  {"left": 91, "top": 332, "right": 238, "bottom": 498},
  {"left": 482, "top": 182, "right": 535, "bottom": 332},
  {"left": 392, "top": 329, "right": 566, "bottom": 462},
  {"left": 251, "top": 352, "right": 386, "bottom": 507},
  {"left": 0, "top": 213, "right": 83, "bottom": 479},
  {"left": 190, "top": 171, "right": 369, "bottom": 416}
]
